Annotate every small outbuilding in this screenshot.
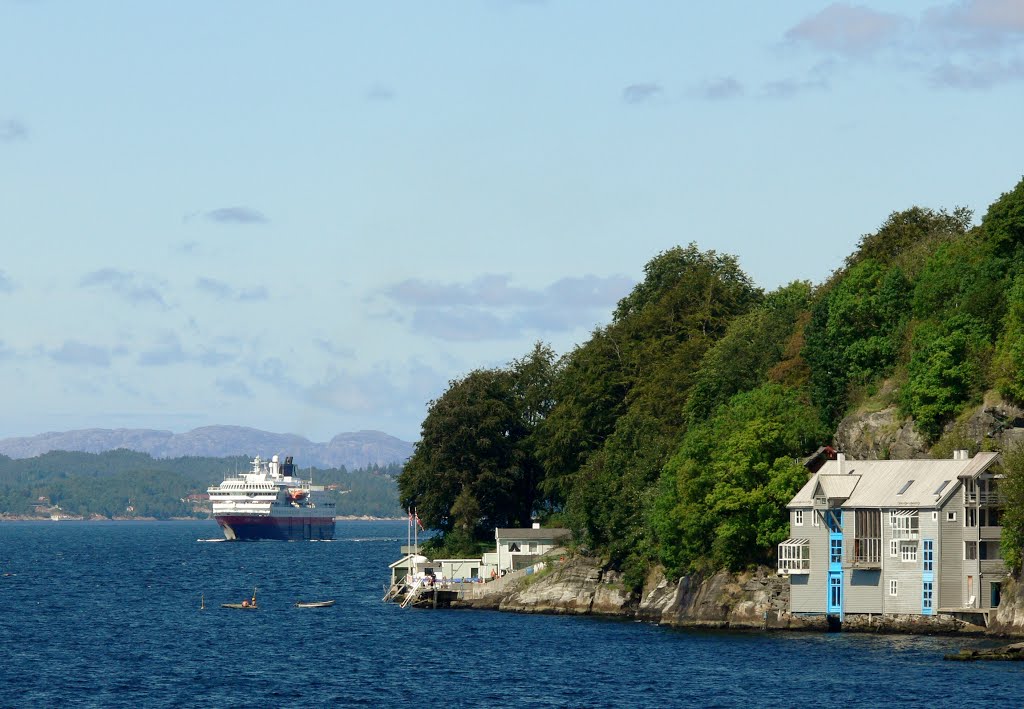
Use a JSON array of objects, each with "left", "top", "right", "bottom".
[{"left": 495, "top": 525, "right": 571, "bottom": 572}]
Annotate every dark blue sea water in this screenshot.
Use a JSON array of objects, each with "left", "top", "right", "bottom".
[{"left": 0, "top": 520, "right": 1019, "bottom": 708}]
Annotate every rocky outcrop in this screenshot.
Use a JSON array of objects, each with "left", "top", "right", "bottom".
[
  {"left": 458, "top": 556, "right": 1011, "bottom": 635},
  {"left": 833, "top": 397, "right": 1024, "bottom": 461},
  {"left": 989, "top": 577, "right": 1024, "bottom": 634},
  {"left": 496, "top": 557, "right": 634, "bottom": 615},
  {"left": 834, "top": 406, "right": 928, "bottom": 460}
]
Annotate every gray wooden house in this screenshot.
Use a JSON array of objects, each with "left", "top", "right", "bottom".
[{"left": 778, "top": 450, "right": 1006, "bottom": 621}]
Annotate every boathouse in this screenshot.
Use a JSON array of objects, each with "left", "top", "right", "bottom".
[{"left": 778, "top": 450, "right": 1007, "bottom": 622}]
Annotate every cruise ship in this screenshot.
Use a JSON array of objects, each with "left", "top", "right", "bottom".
[{"left": 208, "top": 455, "right": 336, "bottom": 541}]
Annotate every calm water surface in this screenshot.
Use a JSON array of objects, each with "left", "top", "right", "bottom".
[{"left": 0, "top": 520, "right": 1019, "bottom": 707}]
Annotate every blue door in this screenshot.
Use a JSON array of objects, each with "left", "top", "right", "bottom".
[
  {"left": 828, "top": 572, "right": 843, "bottom": 613},
  {"left": 827, "top": 509, "right": 843, "bottom": 614},
  {"left": 922, "top": 539, "right": 934, "bottom": 615}
]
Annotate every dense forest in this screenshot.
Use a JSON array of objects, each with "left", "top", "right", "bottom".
[
  {"left": 0, "top": 449, "right": 403, "bottom": 519},
  {"left": 399, "top": 176, "right": 1024, "bottom": 587}
]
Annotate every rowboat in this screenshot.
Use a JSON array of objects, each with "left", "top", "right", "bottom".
[
  {"left": 222, "top": 587, "right": 258, "bottom": 609},
  {"left": 294, "top": 600, "right": 335, "bottom": 608}
]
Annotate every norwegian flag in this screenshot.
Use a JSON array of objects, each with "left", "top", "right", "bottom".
[{"left": 414, "top": 510, "right": 425, "bottom": 531}]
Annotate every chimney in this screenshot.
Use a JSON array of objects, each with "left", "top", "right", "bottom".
[
  {"left": 953, "top": 449, "right": 969, "bottom": 460},
  {"left": 532, "top": 522, "right": 540, "bottom": 529},
  {"left": 837, "top": 452, "right": 846, "bottom": 475}
]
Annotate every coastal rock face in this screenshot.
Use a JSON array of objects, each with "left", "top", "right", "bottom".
[
  {"left": 834, "top": 406, "right": 928, "bottom": 460},
  {"left": 498, "top": 557, "right": 633, "bottom": 615},
  {"left": 468, "top": 557, "right": 1003, "bottom": 635},
  {"left": 955, "top": 401, "right": 1024, "bottom": 451},
  {"left": 990, "top": 577, "right": 1024, "bottom": 633}
]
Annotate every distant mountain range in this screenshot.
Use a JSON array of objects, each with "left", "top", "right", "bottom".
[{"left": 0, "top": 426, "right": 414, "bottom": 470}]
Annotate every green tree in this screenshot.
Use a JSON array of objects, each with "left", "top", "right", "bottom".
[
  {"left": 652, "top": 384, "right": 826, "bottom": 575},
  {"left": 992, "top": 272, "right": 1024, "bottom": 404},
  {"left": 804, "top": 259, "right": 910, "bottom": 425},
  {"left": 901, "top": 315, "right": 991, "bottom": 440},
  {"left": 399, "top": 343, "right": 556, "bottom": 548},
  {"left": 1000, "top": 442, "right": 1024, "bottom": 573}
]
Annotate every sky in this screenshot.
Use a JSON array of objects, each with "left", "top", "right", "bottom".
[{"left": 2, "top": 1, "right": 1023, "bottom": 444}]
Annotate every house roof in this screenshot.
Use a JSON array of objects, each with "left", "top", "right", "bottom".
[
  {"left": 789, "top": 452, "right": 999, "bottom": 509},
  {"left": 816, "top": 475, "right": 861, "bottom": 500},
  {"left": 495, "top": 527, "right": 571, "bottom": 542},
  {"left": 388, "top": 553, "right": 428, "bottom": 569}
]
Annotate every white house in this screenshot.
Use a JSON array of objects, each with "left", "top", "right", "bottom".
[{"left": 495, "top": 526, "right": 571, "bottom": 572}]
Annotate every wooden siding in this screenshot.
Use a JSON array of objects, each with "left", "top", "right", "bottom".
[
  {"left": 939, "top": 495, "right": 965, "bottom": 608},
  {"left": 788, "top": 508, "right": 828, "bottom": 613}
]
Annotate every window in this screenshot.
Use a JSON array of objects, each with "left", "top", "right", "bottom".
[
  {"left": 965, "top": 508, "right": 977, "bottom": 527},
  {"left": 814, "top": 495, "right": 828, "bottom": 507},
  {"left": 934, "top": 480, "right": 951, "bottom": 496},
  {"left": 508, "top": 542, "right": 521, "bottom": 552},
  {"left": 923, "top": 581, "right": 933, "bottom": 612},
  {"left": 890, "top": 579, "right": 898, "bottom": 596},
  {"left": 932, "top": 511, "right": 938, "bottom": 521},
  {"left": 947, "top": 511, "right": 957, "bottom": 522},
  {"left": 901, "top": 544, "right": 918, "bottom": 562},
  {"left": 980, "top": 541, "right": 1002, "bottom": 561},
  {"left": 853, "top": 509, "right": 881, "bottom": 565},
  {"left": 897, "top": 480, "right": 915, "bottom": 495},
  {"left": 892, "top": 511, "right": 919, "bottom": 540},
  {"left": 890, "top": 539, "right": 899, "bottom": 557},
  {"left": 923, "top": 540, "right": 934, "bottom": 572},
  {"left": 813, "top": 511, "right": 819, "bottom": 527},
  {"left": 830, "top": 537, "right": 843, "bottom": 564},
  {"left": 981, "top": 507, "right": 1001, "bottom": 527},
  {"left": 795, "top": 510, "right": 804, "bottom": 526},
  {"left": 965, "top": 541, "right": 978, "bottom": 560},
  {"left": 778, "top": 539, "right": 811, "bottom": 574}
]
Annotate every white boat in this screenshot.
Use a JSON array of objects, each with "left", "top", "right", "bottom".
[{"left": 207, "top": 455, "right": 336, "bottom": 541}]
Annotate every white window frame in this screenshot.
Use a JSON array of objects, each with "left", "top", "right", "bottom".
[
  {"left": 813, "top": 511, "right": 819, "bottom": 527},
  {"left": 778, "top": 539, "right": 811, "bottom": 575},
  {"left": 890, "top": 539, "right": 899, "bottom": 557},
  {"left": 891, "top": 511, "right": 919, "bottom": 540},
  {"left": 889, "top": 579, "right": 898, "bottom": 596},
  {"left": 901, "top": 543, "right": 918, "bottom": 563},
  {"left": 795, "top": 509, "right": 804, "bottom": 526},
  {"left": 947, "top": 511, "right": 957, "bottom": 522},
  {"left": 932, "top": 511, "right": 938, "bottom": 521},
  {"left": 965, "top": 541, "right": 978, "bottom": 560}
]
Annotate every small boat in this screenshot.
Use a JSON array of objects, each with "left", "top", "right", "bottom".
[
  {"left": 294, "top": 600, "right": 335, "bottom": 608},
  {"left": 222, "top": 587, "right": 258, "bottom": 609}
]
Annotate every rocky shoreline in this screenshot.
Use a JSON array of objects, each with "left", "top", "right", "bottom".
[{"left": 453, "top": 555, "right": 1023, "bottom": 637}]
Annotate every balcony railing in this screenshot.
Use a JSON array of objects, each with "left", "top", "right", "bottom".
[
  {"left": 845, "top": 541, "right": 882, "bottom": 569},
  {"left": 891, "top": 528, "right": 919, "bottom": 541},
  {"left": 964, "top": 491, "right": 1004, "bottom": 505}
]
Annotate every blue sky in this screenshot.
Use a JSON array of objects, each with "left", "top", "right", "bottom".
[{"left": 2, "top": 1, "right": 1023, "bottom": 443}]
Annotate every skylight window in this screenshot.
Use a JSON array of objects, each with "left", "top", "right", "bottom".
[
  {"left": 934, "top": 480, "right": 951, "bottom": 495},
  {"left": 897, "top": 480, "right": 915, "bottom": 495}
]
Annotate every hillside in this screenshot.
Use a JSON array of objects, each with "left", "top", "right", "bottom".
[
  {"left": 399, "top": 176, "right": 1024, "bottom": 586},
  {"left": 0, "top": 426, "right": 413, "bottom": 470}
]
